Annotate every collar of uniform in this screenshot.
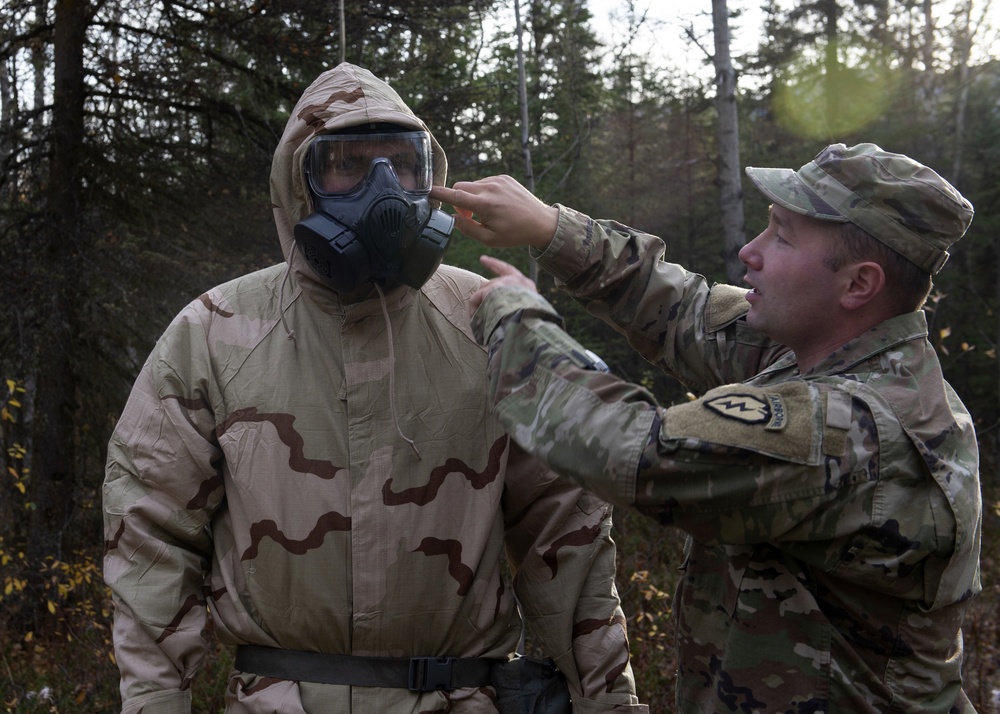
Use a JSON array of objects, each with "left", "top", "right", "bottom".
[
  {"left": 300, "top": 278, "right": 416, "bottom": 319},
  {"left": 802, "top": 311, "right": 930, "bottom": 376},
  {"left": 341, "top": 283, "right": 416, "bottom": 323}
]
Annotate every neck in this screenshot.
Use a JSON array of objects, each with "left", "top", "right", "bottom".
[{"left": 793, "top": 312, "right": 896, "bottom": 373}]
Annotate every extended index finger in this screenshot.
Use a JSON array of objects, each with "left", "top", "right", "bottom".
[{"left": 429, "top": 184, "right": 482, "bottom": 213}]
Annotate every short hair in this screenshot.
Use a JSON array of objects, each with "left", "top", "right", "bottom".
[{"left": 822, "top": 222, "right": 933, "bottom": 314}]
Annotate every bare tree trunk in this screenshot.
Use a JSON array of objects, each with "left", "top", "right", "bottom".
[
  {"left": 28, "top": 0, "right": 48, "bottom": 199},
  {"left": 26, "top": 0, "right": 89, "bottom": 586},
  {"left": 1, "top": 57, "right": 13, "bottom": 191},
  {"left": 514, "top": 0, "right": 538, "bottom": 282},
  {"left": 822, "top": 0, "right": 840, "bottom": 125},
  {"left": 951, "top": 0, "right": 974, "bottom": 184},
  {"left": 339, "top": 0, "right": 346, "bottom": 65},
  {"left": 33, "top": 0, "right": 47, "bottom": 115},
  {"left": 921, "top": 0, "right": 936, "bottom": 121},
  {"left": 711, "top": 0, "right": 745, "bottom": 284},
  {"left": 622, "top": 0, "right": 640, "bottom": 228}
]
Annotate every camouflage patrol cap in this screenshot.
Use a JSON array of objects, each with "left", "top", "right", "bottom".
[{"left": 745, "top": 143, "right": 974, "bottom": 273}]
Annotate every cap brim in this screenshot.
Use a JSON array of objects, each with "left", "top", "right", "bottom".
[{"left": 745, "top": 166, "right": 847, "bottom": 222}]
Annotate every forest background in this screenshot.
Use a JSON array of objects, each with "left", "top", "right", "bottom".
[{"left": 2, "top": 0, "right": 999, "bottom": 711}]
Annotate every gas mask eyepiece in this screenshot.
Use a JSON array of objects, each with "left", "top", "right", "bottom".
[{"left": 293, "top": 130, "right": 453, "bottom": 294}]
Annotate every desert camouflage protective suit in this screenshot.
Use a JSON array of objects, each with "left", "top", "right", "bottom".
[
  {"left": 103, "top": 64, "right": 645, "bottom": 714},
  {"left": 471, "top": 206, "right": 982, "bottom": 713}
]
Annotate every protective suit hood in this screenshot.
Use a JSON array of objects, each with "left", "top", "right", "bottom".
[{"left": 270, "top": 63, "right": 448, "bottom": 305}]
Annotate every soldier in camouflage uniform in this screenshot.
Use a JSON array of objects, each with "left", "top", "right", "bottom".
[
  {"left": 431, "top": 143, "right": 982, "bottom": 713},
  {"left": 103, "top": 63, "right": 647, "bottom": 714}
]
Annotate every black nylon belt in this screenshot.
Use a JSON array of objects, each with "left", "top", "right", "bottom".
[{"left": 235, "top": 645, "right": 497, "bottom": 692}]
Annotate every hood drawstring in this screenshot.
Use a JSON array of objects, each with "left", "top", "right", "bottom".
[
  {"left": 279, "top": 256, "right": 418, "bottom": 458},
  {"left": 279, "top": 261, "right": 298, "bottom": 346},
  {"left": 374, "top": 283, "right": 421, "bottom": 460}
]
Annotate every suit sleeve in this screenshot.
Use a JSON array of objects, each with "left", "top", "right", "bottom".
[
  {"left": 103, "top": 303, "right": 225, "bottom": 714},
  {"left": 502, "top": 438, "right": 648, "bottom": 712}
]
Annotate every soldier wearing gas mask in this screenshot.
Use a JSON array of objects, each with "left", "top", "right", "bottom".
[{"left": 104, "top": 63, "right": 646, "bottom": 714}]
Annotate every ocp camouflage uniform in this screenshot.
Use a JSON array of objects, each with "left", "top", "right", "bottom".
[
  {"left": 471, "top": 204, "right": 982, "bottom": 713},
  {"left": 103, "top": 65, "right": 646, "bottom": 714}
]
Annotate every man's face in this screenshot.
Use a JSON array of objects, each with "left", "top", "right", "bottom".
[
  {"left": 308, "top": 132, "right": 431, "bottom": 195},
  {"left": 738, "top": 204, "right": 847, "bottom": 355}
]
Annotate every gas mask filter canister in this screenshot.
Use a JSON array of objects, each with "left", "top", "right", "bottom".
[{"left": 294, "top": 130, "right": 454, "bottom": 294}]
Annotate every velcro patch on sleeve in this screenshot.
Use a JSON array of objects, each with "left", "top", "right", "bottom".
[
  {"left": 822, "top": 389, "right": 852, "bottom": 457},
  {"left": 664, "top": 381, "right": 821, "bottom": 464},
  {"left": 705, "top": 283, "right": 751, "bottom": 331}
]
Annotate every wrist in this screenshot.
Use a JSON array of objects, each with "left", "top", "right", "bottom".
[{"left": 532, "top": 205, "right": 559, "bottom": 250}]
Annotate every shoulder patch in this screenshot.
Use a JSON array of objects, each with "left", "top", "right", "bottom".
[
  {"left": 704, "top": 392, "right": 787, "bottom": 430},
  {"left": 664, "top": 381, "right": 821, "bottom": 465}
]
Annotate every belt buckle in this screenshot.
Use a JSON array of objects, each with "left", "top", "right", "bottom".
[{"left": 408, "top": 656, "right": 456, "bottom": 691}]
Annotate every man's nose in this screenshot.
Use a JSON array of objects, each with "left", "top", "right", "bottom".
[{"left": 738, "top": 235, "right": 761, "bottom": 268}]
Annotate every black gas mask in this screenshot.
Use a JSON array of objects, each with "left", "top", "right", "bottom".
[{"left": 294, "top": 130, "right": 453, "bottom": 294}]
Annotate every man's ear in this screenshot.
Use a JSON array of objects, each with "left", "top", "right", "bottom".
[{"left": 840, "top": 261, "right": 885, "bottom": 311}]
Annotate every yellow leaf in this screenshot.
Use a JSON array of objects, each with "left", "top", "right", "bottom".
[
  {"left": 15, "top": 482, "right": 25, "bottom": 494},
  {"left": 939, "top": 326, "right": 951, "bottom": 339},
  {"left": 24, "top": 631, "right": 33, "bottom": 642},
  {"left": 47, "top": 600, "right": 56, "bottom": 614}
]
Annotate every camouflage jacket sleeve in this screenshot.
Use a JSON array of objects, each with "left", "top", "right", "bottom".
[
  {"left": 501, "top": 442, "right": 647, "bottom": 712},
  {"left": 527, "top": 205, "right": 788, "bottom": 394},
  {"left": 472, "top": 287, "right": 899, "bottom": 547},
  {"left": 103, "top": 302, "right": 224, "bottom": 714},
  {"left": 472, "top": 288, "right": 659, "bottom": 512}
]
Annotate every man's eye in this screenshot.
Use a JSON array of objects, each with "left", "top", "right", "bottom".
[
  {"left": 390, "top": 153, "right": 417, "bottom": 171},
  {"left": 334, "top": 155, "right": 366, "bottom": 172}
]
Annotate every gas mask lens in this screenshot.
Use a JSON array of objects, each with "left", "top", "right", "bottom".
[{"left": 307, "top": 131, "right": 433, "bottom": 197}]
